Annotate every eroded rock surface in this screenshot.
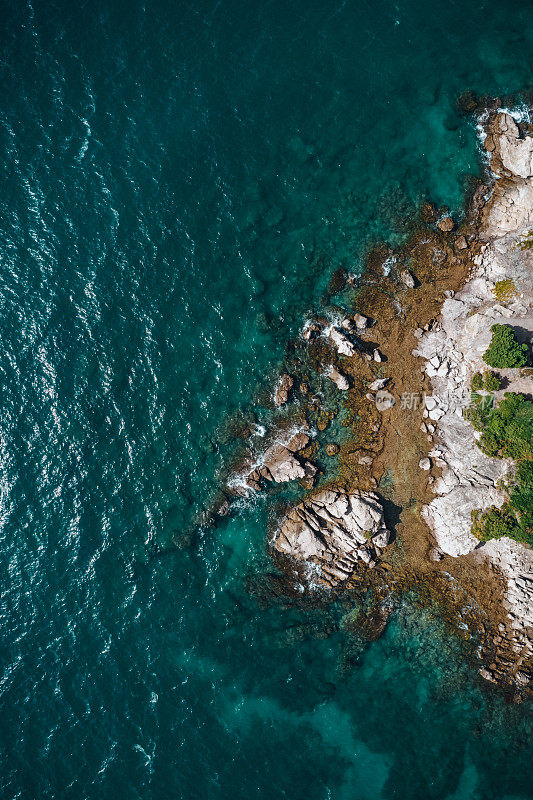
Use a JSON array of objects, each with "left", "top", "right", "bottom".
[{"left": 272, "top": 489, "right": 393, "bottom": 588}]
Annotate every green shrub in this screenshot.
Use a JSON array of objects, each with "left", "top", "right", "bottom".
[
  {"left": 465, "top": 392, "right": 532, "bottom": 457},
  {"left": 471, "top": 372, "right": 483, "bottom": 390},
  {"left": 482, "top": 324, "right": 528, "bottom": 369},
  {"left": 483, "top": 371, "right": 501, "bottom": 391},
  {"left": 471, "top": 506, "right": 522, "bottom": 542},
  {"left": 469, "top": 395, "right": 533, "bottom": 546}
]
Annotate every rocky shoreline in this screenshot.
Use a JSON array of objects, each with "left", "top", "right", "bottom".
[
  {"left": 215, "top": 102, "right": 533, "bottom": 695},
  {"left": 416, "top": 110, "right": 533, "bottom": 681}
]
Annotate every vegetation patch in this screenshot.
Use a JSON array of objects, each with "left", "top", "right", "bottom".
[
  {"left": 466, "top": 393, "right": 533, "bottom": 545},
  {"left": 492, "top": 278, "right": 517, "bottom": 302},
  {"left": 482, "top": 324, "right": 528, "bottom": 369},
  {"left": 471, "top": 461, "right": 533, "bottom": 546},
  {"left": 483, "top": 370, "right": 501, "bottom": 391},
  {"left": 471, "top": 371, "right": 483, "bottom": 390},
  {"left": 465, "top": 392, "right": 533, "bottom": 459}
]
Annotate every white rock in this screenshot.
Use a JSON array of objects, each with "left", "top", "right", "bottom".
[
  {"left": 329, "top": 328, "right": 356, "bottom": 357},
  {"left": 368, "top": 377, "right": 389, "bottom": 391},
  {"left": 372, "top": 529, "right": 392, "bottom": 548},
  {"left": 272, "top": 489, "right": 394, "bottom": 588},
  {"left": 419, "top": 458, "right": 431, "bottom": 470},
  {"left": 329, "top": 366, "right": 349, "bottom": 391}
]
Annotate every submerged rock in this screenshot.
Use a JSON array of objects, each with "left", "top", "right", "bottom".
[
  {"left": 274, "top": 373, "right": 294, "bottom": 407},
  {"left": 302, "top": 321, "right": 321, "bottom": 341},
  {"left": 272, "top": 489, "right": 393, "bottom": 588},
  {"left": 437, "top": 216, "right": 455, "bottom": 232}
]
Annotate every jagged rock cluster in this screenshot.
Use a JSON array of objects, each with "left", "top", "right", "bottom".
[
  {"left": 481, "top": 112, "right": 533, "bottom": 237},
  {"left": 232, "top": 429, "right": 316, "bottom": 495},
  {"left": 272, "top": 489, "right": 393, "bottom": 588}
]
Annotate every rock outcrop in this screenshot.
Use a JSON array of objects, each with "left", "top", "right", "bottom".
[
  {"left": 274, "top": 373, "right": 294, "bottom": 407},
  {"left": 272, "top": 489, "right": 393, "bottom": 588},
  {"left": 481, "top": 112, "right": 533, "bottom": 237},
  {"left": 489, "top": 112, "right": 533, "bottom": 180},
  {"left": 230, "top": 428, "right": 317, "bottom": 495}
]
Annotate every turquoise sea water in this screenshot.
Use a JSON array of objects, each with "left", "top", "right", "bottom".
[{"left": 0, "top": 1, "right": 532, "bottom": 797}]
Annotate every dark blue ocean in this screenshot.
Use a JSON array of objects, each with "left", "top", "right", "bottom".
[{"left": 0, "top": 1, "right": 532, "bottom": 797}]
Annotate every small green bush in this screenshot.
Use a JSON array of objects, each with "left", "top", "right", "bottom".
[
  {"left": 482, "top": 324, "right": 528, "bottom": 369},
  {"left": 469, "top": 394, "right": 533, "bottom": 546},
  {"left": 483, "top": 371, "right": 501, "bottom": 391},
  {"left": 471, "top": 372, "right": 483, "bottom": 390}
]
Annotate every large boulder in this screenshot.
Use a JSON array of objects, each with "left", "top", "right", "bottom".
[
  {"left": 353, "top": 313, "right": 369, "bottom": 330},
  {"left": 329, "top": 327, "right": 356, "bottom": 357},
  {"left": 328, "top": 366, "right": 349, "bottom": 390},
  {"left": 375, "top": 390, "right": 395, "bottom": 411},
  {"left": 399, "top": 269, "right": 415, "bottom": 288},
  {"left": 260, "top": 440, "right": 315, "bottom": 483},
  {"left": 272, "top": 489, "right": 393, "bottom": 587}
]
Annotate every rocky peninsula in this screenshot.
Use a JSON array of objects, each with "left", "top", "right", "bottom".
[{"left": 216, "top": 102, "right": 533, "bottom": 695}]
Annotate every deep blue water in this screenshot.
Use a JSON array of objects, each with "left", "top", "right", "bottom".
[{"left": 0, "top": 1, "right": 532, "bottom": 798}]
